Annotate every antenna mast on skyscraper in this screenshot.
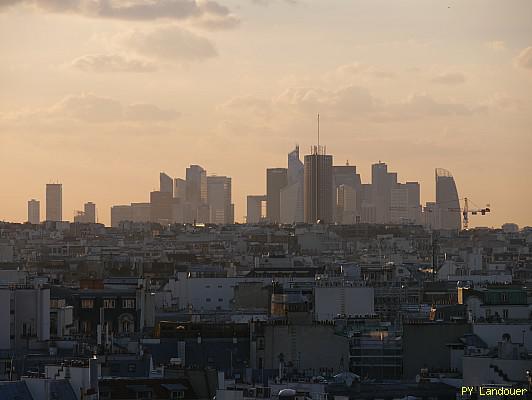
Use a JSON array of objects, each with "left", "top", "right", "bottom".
[{"left": 317, "top": 113, "right": 320, "bottom": 148}]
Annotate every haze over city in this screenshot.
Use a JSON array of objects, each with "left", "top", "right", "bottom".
[{"left": 1, "top": 0, "right": 532, "bottom": 227}]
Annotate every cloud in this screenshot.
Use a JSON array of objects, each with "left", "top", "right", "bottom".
[
  {"left": 1, "top": 93, "right": 180, "bottom": 124},
  {"left": 51, "top": 93, "right": 124, "bottom": 123},
  {"left": 485, "top": 40, "right": 506, "bottom": 51},
  {"left": 276, "top": 86, "right": 473, "bottom": 120},
  {"left": 0, "top": 0, "right": 239, "bottom": 29},
  {"left": 70, "top": 54, "right": 157, "bottom": 73},
  {"left": 194, "top": 14, "right": 240, "bottom": 30},
  {"left": 218, "top": 96, "right": 273, "bottom": 117},
  {"left": 480, "top": 93, "right": 525, "bottom": 111},
  {"left": 431, "top": 72, "right": 466, "bottom": 85},
  {"left": 378, "top": 94, "right": 474, "bottom": 121},
  {"left": 117, "top": 25, "right": 217, "bottom": 62},
  {"left": 335, "top": 62, "right": 396, "bottom": 80},
  {"left": 124, "top": 103, "right": 180, "bottom": 121},
  {"left": 514, "top": 46, "right": 532, "bottom": 71},
  {"left": 220, "top": 85, "right": 476, "bottom": 125}
]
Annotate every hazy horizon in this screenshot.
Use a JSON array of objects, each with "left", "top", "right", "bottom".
[{"left": 1, "top": 0, "right": 531, "bottom": 227}]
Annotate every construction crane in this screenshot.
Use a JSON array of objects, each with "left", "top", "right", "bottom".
[{"left": 462, "top": 197, "right": 490, "bottom": 230}]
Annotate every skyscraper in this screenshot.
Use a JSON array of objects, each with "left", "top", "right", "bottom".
[
  {"left": 436, "top": 168, "right": 461, "bottom": 231},
  {"left": 160, "top": 172, "right": 173, "bottom": 196},
  {"left": 174, "top": 178, "right": 187, "bottom": 200},
  {"left": 186, "top": 165, "right": 207, "bottom": 205},
  {"left": 333, "top": 164, "right": 361, "bottom": 223},
  {"left": 84, "top": 202, "right": 96, "bottom": 223},
  {"left": 371, "top": 162, "right": 397, "bottom": 224},
  {"left": 111, "top": 205, "right": 132, "bottom": 228},
  {"left": 247, "top": 195, "right": 266, "bottom": 223},
  {"left": 280, "top": 146, "right": 304, "bottom": 223},
  {"left": 207, "top": 175, "right": 234, "bottom": 224},
  {"left": 287, "top": 145, "right": 304, "bottom": 185},
  {"left": 405, "top": 182, "right": 421, "bottom": 224},
  {"left": 390, "top": 182, "right": 421, "bottom": 224},
  {"left": 266, "top": 168, "right": 287, "bottom": 223},
  {"left": 130, "top": 202, "right": 151, "bottom": 223},
  {"left": 150, "top": 190, "right": 173, "bottom": 225},
  {"left": 304, "top": 146, "right": 333, "bottom": 224},
  {"left": 46, "top": 183, "right": 62, "bottom": 222},
  {"left": 336, "top": 184, "right": 357, "bottom": 224},
  {"left": 27, "top": 199, "right": 40, "bottom": 224},
  {"left": 186, "top": 165, "right": 208, "bottom": 222}
]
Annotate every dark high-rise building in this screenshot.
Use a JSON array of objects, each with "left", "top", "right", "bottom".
[
  {"left": 110, "top": 205, "right": 131, "bottom": 228},
  {"left": 436, "top": 168, "right": 461, "bottom": 231},
  {"left": 247, "top": 195, "right": 266, "bottom": 224},
  {"left": 160, "top": 172, "right": 173, "bottom": 196},
  {"left": 304, "top": 146, "right": 333, "bottom": 224},
  {"left": 150, "top": 191, "right": 173, "bottom": 225},
  {"left": 46, "top": 183, "right": 62, "bottom": 222},
  {"left": 280, "top": 146, "right": 304, "bottom": 224},
  {"left": 185, "top": 165, "right": 208, "bottom": 223},
  {"left": 174, "top": 178, "right": 186, "bottom": 200},
  {"left": 371, "top": 162, "right": 397, "bottom": 224},
  {"left": 84, "top": 202, "right": 96, "bottom": 223},
  {"left": 186, "top": 165, "right": 207, "bottom": 205},
  {"left": 266, "top": 168, "right": 287, "bottom": 223},
  {"left": 27, "top": 199, "right": 40, "bottom": 224},
  {"left": 333, "top": 164, "right": 361, "bottom": 223},
  {"left": 207, "top": 175, "right": 234, "bottom": 224}
]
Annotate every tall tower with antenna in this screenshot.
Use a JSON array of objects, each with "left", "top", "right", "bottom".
[{"left": 303, "top": 114, "right": 333, "bottom": 223}]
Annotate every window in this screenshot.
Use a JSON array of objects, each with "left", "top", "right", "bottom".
[
  {"left": 128, "top": 363, "right": 137, "bottom": 373},
  {"left": 81, "top": 321, "right": 91, "bottom": 333},
  {"left": 206, "top": 298, "right": 211, "bottom": 302},
  {"left": 103, "top": 299, "right": 116, "bottom": 309},
  {"left": 122, "top": 299, "right": 135, "bottom": 309},
  {"left": 171, "top": 391, "right": 185, "bottom": 399},
  {"left": 218, "top": 298, "right": 223, "bottom": 302},
  {"left": 81, "top": 299, "right": 94, "bottom": 309},
  {"left": 503, "top": 309, "right": 509, "bottom": 319}
]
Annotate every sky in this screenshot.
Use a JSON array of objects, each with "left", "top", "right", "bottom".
[{"left": 0, "top": 0, "right": 531, "bottom": 227}]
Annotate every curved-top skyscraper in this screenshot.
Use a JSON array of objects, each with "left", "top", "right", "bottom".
[{"left": 435, "top": 168, "right": 461, "bottom": 231}]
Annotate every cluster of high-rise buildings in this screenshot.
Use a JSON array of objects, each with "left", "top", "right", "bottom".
[
  {"left": 247, "top": 145, "right": 462, "bottom": 231},
  {"left": 26, "top": 184, "right": 96, "bottom": 225},
  {"left": 110, "top": 166, "right": 235, "bottom": 227},
  {"left": 26, "top": 146, "right": 462, "bottom": 231}
]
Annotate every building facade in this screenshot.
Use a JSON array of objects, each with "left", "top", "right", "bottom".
[
  {"left": 46, "top": 183, "right": 62, "bottom": 222},
  {"left": 304, "top": 147, "right": 333, "bottom": 224}
]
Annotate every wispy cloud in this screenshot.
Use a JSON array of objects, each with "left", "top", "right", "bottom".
[
  {"left": 431, "top": 72, "right": 466, "bottom": 85},
  {"left": 514, "top": 46, "right": 532, "bottom": 71},
  {"left": 1, "top": 93, "right": 180, "bottom": 124},
  {"left": 70, "top": 54, "right": 157, "bottom": 73},
  {"left": 0, "top": 0, "right": 240, "bottom": 29}
]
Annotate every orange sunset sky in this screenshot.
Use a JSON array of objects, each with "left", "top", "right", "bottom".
[{"left": 1, "top": 0, "right": 531, "bottom": 227}]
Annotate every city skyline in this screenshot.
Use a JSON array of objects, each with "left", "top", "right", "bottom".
[
  {"left": 1, "top": 1, "right": 531, "bottom": 227},
  {"left": 14, "top": 151, "right": 487, "bottom": 229}
]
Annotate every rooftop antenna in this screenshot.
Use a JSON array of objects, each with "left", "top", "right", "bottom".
[{"left": 317, "top": 113, "right": 320, "bottom": 148}]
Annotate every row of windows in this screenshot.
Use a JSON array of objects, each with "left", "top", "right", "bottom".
[
  {"left": 81, "top": 298, "right": 136, "bottom": 309},
  {"left": 205, "top": 298, "right": 224, "bottom": 302},
  {"left": 486, "top": 309, "right": 510, "bottom": 319}
]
